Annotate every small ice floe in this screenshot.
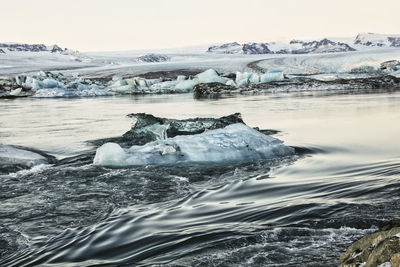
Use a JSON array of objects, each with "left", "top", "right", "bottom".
[{"left": 93, "top": 123, "right": 294, "bottom": 166}]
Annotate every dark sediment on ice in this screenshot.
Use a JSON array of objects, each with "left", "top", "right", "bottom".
[
  {"left": 132, "top": 70, "right": 202, "bottom": 80},
  {"left": 193, "top": 75, "right": 400, "bottom": 97},
  {"left": 90, "top": 113, "right": 245, "bottom": 148}
]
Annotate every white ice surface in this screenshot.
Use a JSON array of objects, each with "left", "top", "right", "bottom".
[
  {"left": 2, "top": 45, "right": 400, "bottom": 88},
  {"left": 260, "top": 70, "right": 284, "bottom": 83},
  {"left": 195, "top": 69, "right": 229, "bottom": 84},
  {"left": 174, "top": 80, "right": 198, "bottom": 91},
  {"left": 93, "top": 123, "right": 294, "bottom": 166},
  {"left": 257, "top": 48, "right": 400, "bottom": 74}
]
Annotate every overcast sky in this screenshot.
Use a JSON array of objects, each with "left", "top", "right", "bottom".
[{"left": 2, "top": 0, "right": 399, "bottom": 51}]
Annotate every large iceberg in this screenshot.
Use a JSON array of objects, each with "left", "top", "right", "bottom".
[{"left": 93, "top": 123, "right": 294, "bottom": 166}]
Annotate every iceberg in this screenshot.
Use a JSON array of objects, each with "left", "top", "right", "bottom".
[
  {"left": 225, "top": 79, "right": 236, "bottom": 86},
  {"left": 177, "top": 75, "right": 186, "bottom": 81},
  {"left": 93, "top": 123, "right": 294, "bottom": 166},
  {"left": 236, "top": 72, "right": 252, "bottom": 83},
  {"left": 111, "top": 79, "right": 128, "bottom": 87},
  {"left": 92, "top": 143, "right": 127, "bottom": 167},
  {"left": 260, "top": 70, "right": 284, "bottom": 83},
  {"left": 174, "top": 80, "right": 198, "bottom": 91},
  {"left": 33, "top": 87, "right": 114, "bottom": 98},
  {"left": 196, "top": 69, "right": 229, "bottom": 84},
  {"left": 249, "top": 73, "right": 260, "bottom": 84},
  {"left": 237, "top": 78, "right": 249, "bottom": 87}
]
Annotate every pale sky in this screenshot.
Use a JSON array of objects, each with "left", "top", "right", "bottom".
[{"left": 1, "top": 0, "right": 399, "bottom": 52}]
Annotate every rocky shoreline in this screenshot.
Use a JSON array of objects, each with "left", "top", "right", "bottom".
[{"left": 340, "top": 220, "right": 400, "bottom": 267}]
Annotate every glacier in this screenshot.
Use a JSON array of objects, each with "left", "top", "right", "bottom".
[{"left": 93, "top": 123, "right": 295, "bottom": 166}]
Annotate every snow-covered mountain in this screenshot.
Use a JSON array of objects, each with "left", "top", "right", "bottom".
[
  {"left": 0, "top": 43, "right": 81, "bottom": 56},
  {"left": 207, "top": 42, "right": 271, "bottom": 54},
  {"left": 354, "top": 33, "right": 400, "bottom": 47},
  {"left": 207, "top": 38, "right": 356, "bottom": 54},
  {"left": 287, "top": 39, "right": 356, "bottom": 54}
]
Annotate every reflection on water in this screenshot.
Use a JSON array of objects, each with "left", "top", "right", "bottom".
[{"left": 0, "top": 91, "right": 400, "bottom": 266}]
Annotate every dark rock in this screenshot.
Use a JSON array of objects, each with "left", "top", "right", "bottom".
[
  {"left": 136, "top": 54, "right": 170, "bottom": 63},
  {"left": 221, "top": 72, "right": 236, "bottom": 79},
  {"left": 350, "top": 66, "right": 381, "bottom": 74},
  {"left": 131, "top": 70, "right": 201, "bottom": 80},
  {"left": 0, "top": 48, "right": 5, "bottom": 53},
  {"left": 339, "top": 220, "right": 400, "bottom": 267},
  {"left": 193, "top": 82, "right": 237, "bottom": 96},
  {"left": 123, "top": 112, "right": 244, "bottom": 145},
  {"left": 381, "top": 60, "right": 400, "bottom": 72},
  {"left": 91, "top": 113, "right": 244, "bottom": 148},
  {"left": 242, "top": 43, "right": 271, "bottom": 54},
  {"left": 388, "top": 37, "right": 400, "bottom": 47},
  {"left": 49, "top": 44, "right": 63, "bottom": 53}
]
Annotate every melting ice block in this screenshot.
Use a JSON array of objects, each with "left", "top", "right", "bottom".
[
  {"left": 260, "top": 70, "right": 284, "bottom": 83},
  {"left": 174, "top": 80, "right": 198, "bottom": 91},
  {"left": 93, "top": 123, "right": 294, "bottom": 166},
  {"left": 196, "top": 69, "right": 229, "bottom": 84}
]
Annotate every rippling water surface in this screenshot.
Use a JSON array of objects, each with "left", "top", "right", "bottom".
[{"left": 1, "top": 91, "right": 400, "bottom": 266}]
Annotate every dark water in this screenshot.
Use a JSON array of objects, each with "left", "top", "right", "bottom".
[{"left": 0, "top": 91, "right": 400, "bottom": 266}]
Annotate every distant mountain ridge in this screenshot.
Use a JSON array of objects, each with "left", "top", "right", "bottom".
[
  {"left": 0, "top": 43, "right": 78, "bottom": 55},
  {"left": 207, "top": 33, "right": 400, "bottom": 54},
  {"left": 354, "top": 33, "right": 400, "bottom": 47}
]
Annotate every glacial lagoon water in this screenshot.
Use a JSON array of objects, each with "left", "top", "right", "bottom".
[{"left": 1, "top": 91, "right": 400, "bottom": 266}]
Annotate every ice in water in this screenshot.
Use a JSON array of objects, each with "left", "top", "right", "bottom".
[{"left": 93, "top": 123, "right": 294, "bottom": 166}]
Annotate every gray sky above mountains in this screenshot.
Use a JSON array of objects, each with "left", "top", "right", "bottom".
[{"left": 2, "top": 0, "right": 399, "bottom": 51}]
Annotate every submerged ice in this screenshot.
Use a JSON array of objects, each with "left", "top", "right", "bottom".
[
  {"left": 0, "top": 144, "right": 53, "bottom": 168},
  {"left": 93, "top": 123, "right": 294, "bottom": 166}
]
